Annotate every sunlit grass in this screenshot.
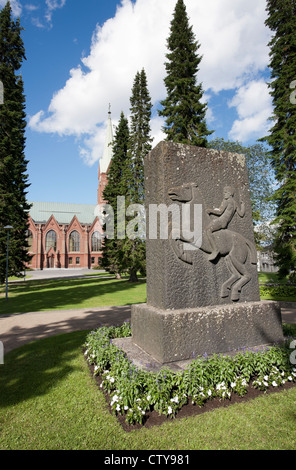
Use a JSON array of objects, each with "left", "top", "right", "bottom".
[
  {"left": 0, "top": 276, "right": 146, "bottom": 315},
  {"left": 0, "top": 330, "right": 296, "bottom": 450}
]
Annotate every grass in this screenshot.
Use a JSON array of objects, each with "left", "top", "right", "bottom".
[
  {"left": 1, "top": 271, "right": 296, "bottom": 449},
  {"left": 1, "top": 271, "right": 295, "bottom": 316},
  {"left": 258, "top": 272, "right": 290, "bottom": 285},
  {"left": 1, "top": 329, "right": 296, "bottom": 450},
  {"left": 0, "top": 275, "right": 146, "bottom": 315},
  {"left": 258, "top": 272, "right": 296, "bottom": 302}
]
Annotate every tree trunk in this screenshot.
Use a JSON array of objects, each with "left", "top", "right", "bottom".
[{"left": 129, "top": 269, "right": 138, "bottom": 282}]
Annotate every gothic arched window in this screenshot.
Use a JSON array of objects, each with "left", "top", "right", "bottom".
[
  {"left": 45, "top": 230, "right": 57, "bottom": 251},
  {"left": 91, "top": 231, "right": 102, "bottom": 251},
  {"left": 69, "top": 231, "right": 80, "bottom": 252}
]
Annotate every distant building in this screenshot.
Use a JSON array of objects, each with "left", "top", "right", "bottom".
[
  {"left": 26, "top": 109, "right": 113, "bottom": 270},
  {"left": 257, "top": 248, "right": 278, "bottom": 273}
]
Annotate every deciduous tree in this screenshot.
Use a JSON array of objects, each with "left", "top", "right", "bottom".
[{"left": 262, "top": 0, "right": 296, "bottom": 278}]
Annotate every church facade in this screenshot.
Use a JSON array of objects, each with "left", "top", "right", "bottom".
[{"left": 26, "top": 110, "right": 113, "bottom": 270}]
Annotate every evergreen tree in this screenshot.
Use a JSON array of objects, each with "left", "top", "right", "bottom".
[
  {"left": 158, "top": 0, "right": 213, "bottom": 146},
  {"left": 263, "top": 0, "right": 296, "bottom": 279},
  {"left": 128, "top": 69, "right": 153, "bottom": 204},
  {"left": 100, "top": 112, "right": 130, "bottom": 278},
  {"left": 0, "top": 2, "right": 31, "bottom": 284},
  {"left": 122, "top": 69, "right": 153, "bottom": 282}
]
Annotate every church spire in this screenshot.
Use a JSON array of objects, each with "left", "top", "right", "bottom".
[
  {"left": 99, "top": 105, "right": 113, "bottom": 175},
  {"left": 97, "top": 106, "right": 113, "bottom": 205}
]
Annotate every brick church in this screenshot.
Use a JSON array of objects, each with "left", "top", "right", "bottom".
[{"left": 26, "top": 110, "right": 113, "bottom": 270}]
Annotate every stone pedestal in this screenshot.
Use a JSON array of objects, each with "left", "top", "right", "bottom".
[
  {"left": 128, "top": 142, "right": 284, "bottom": 366},
  {"left": 131, "top": 300, "right": 283, "bottom": 364}
]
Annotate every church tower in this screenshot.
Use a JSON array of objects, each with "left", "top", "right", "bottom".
[{"left": 97, "top": 106, "right": 113, "bottom": 205}]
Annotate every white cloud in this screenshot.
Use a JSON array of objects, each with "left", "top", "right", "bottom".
[
  {"left": 28, "top": 0, "right": 272, "bottom": 165},
  {"left": 0, "top": 0, "right": 22, "bottom": 16},
  {"left": 25, "top": 4, "right": 40, "bottom": 12},
  {"left": 45, "top": 0, "right": 66, "bottom": 24},
  {"left": 228, "top": 79, "right": 273, "bottom": 141}
]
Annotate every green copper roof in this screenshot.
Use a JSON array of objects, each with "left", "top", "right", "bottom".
[{"left": 29, "top": 201, "right": 97, "bottom": 224}]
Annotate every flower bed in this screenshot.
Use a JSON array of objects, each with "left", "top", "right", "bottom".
[{"left": 83, "top": 322, "right": 296, "bottom": 426}]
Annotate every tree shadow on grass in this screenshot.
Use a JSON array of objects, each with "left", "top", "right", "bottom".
[
  {"left": 0, "top": 330, "right": 87, "bottom": 408},
  {"left": 0, "top": 277, "right": 146, "bottom": 315}
]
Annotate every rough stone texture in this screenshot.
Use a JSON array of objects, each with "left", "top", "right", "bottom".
[
  {"left": 144, "top": 141, "right": 260, "bottom": 309},
  {"left": 131, "top": 300, "right": 284, "bottom": 364},
  {"left": 129, "top": 141, "right": 283, "bottom": 365}
]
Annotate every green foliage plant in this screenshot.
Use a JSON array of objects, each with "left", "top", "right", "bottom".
[
  {"left": 261, "top": 0, "right": 296, "bottom": 279},
  {"left": 84, "top": 323, "right": 296, "bottom": 425}
]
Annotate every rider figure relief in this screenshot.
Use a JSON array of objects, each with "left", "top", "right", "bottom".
[{"left": 206, "top": 186, "right": 245, "bottom": 261}]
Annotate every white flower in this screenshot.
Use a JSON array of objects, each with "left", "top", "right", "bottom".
[
  {"left": 167, "top": 406, "right": 173, "bottom": 414},
  {"left": 231, "top": 382, "right": 236, "bottom": 388},
  {"left": 147, "top": 395, "right": 151, "bottom": 402},
  {"left": 84, "top": 349, "right": 89, "bottom": 356},
  {"left": 109, "top": 377, "right": 115, "bottom": 383},
  {"left": 263, "top": 381, "right": 268, "bottom": 387},
  {"left": 111, "top": 394, "right": 119, "bottom": 405},
  {"left": 217, "top": 382, "right": 226, "bottom": 391},
  {"left": 264, "top": 375, "right": 269, "bottom": 381},
  {"left": 272, "top": 381, "right": 278, "bottom": 387},
  {"left": 170, "top": 396, "right": 179, "bottom": 403},
  {"left": 208, "top": 389, "right": 212, "bottom": 396},
  {"left": 124, "top": 405, "right": 128, "bottom": 410},
  {"left": 288, "top": 376, "right": 293, "bottom": 381},
  {"left": 116, "top": 404, "right": 121, "bottom": 412}
]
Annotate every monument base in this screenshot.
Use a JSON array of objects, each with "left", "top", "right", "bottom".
[{"left": 130, "top": 301, "right": 284, "bottom": 364}]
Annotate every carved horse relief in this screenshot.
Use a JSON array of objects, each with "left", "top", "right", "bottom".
[{"left": 168, "top": 182, "right": 257, "bottom": 302}]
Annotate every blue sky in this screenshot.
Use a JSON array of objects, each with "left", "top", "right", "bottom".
[{"left": 2, "top": 0, "right": 273, "bottom": 205}]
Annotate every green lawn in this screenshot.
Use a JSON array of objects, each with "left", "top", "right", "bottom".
[
  {"left": 258, "top": 272, "right": 289, "bottom": 284},
  {"left": 1, "top": 329, "right": 296, "bottom": 450},
  {"left": 258, "top": 272, "right": 296, "bottom": 302},
  {"left": 1, "top": 272, "right": 296, "bottom": 450},
  {"left": 0, "top": 275, "right": 147, "bottom": 315},
  {"left": 1, "top": 271, "right": 295, "bottom": 316}
]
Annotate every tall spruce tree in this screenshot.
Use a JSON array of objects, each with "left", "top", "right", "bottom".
[
  {"left": 263, "top": 0, "right": 296, "bottom": 279},
  {"left": 101, "top": 111, "right": 130, "bottom": 278},
  {"left": 0, "top": 2, "right": 31, "bottom": 284},
  {"left": 122, "top": 69, "right": 153, "bottom": 282},
  {"left": 128, "top": 69, "right": 153, "bottom": 204},
  {"left": 159, "top": 0, "right": 212, "bottom": 146}
]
